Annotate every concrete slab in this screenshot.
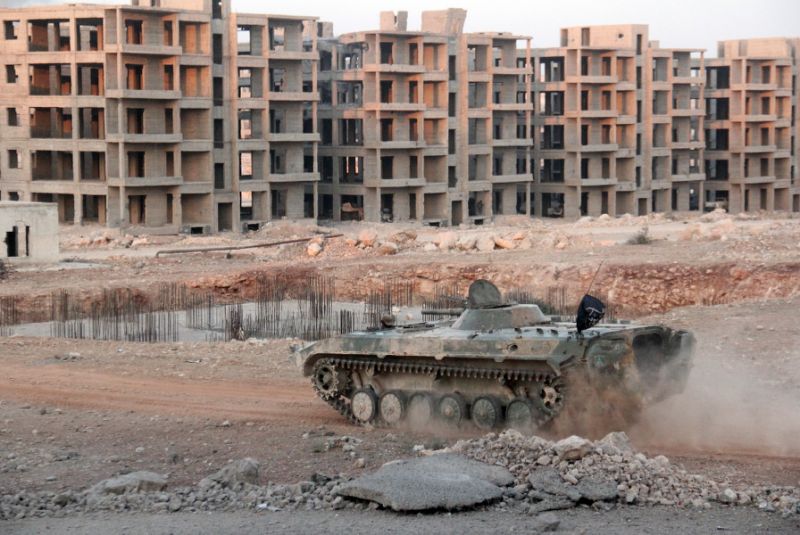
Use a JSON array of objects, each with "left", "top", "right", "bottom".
[{"left": 336, "top": 453, "right": 513, "bottom": 511}]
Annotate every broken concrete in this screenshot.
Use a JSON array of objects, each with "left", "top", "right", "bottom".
[
  {"left": 88, "top": 471, "right": 167, "bottom": 496},
  {"left": 336, "top": 453, "right": 512, "bottom": 511}
]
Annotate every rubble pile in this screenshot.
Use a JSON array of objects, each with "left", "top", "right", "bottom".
[
  {"left": 449, "top": 430, "right": 800, "bottom": 515},
  {"left": 2, "top": 431, "right": 798, "bottom": 520}
]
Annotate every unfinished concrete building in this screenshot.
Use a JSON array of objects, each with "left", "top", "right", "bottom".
[
  {"left": 2, "top": 5, "right": 798, "bottom": 230},
  {"left": 704, "top": 38, "right": 800, "bottom": 213},
  {"left": 0, "top": 0, "right": 319, "bottom": 232},
  {"left": 530, "top": 25, "right": 706, "bottom": 217},
  {"left": 316, "top": 10, "right": 533, "bottom": 224}
]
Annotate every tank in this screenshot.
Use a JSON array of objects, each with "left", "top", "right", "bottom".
[{"left": 296, "top": 280, "right": 694, "bottom": 432}]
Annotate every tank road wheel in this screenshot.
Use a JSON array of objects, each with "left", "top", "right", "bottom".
[
  {"left": 539, "top": 376, "right": 566, "bottom": 419},
  {"left": 407, "top": 393, "right": 435, "bottom": 428},
  {"left": 311, "top": 360, "right": 349, "bottom": 400},
  {"left": 437, "top": 393, "right": 467, "bottom": 427},
  {"left": 471, "top": 396, "right": 503, "bottom": 430},
  {"left": 351, "top": 388, "right": 379, "bottom": 424},
  {"left": 506, "top": 398, "right": 536, "bottom": 431},
  {"left": 379, "top": 391, "right": 406, "bottom": 426}
]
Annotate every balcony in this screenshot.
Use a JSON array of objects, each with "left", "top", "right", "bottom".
[
  {"left": 732, "top": 174, "right": 775, "bottom": 185},
  {"left": 108, "top": 175, "right": 183, "bottom": 187},
  {"left": 267, "top": 171, "right": 319, "bottom": 183},
  {"left": 671, "top": 171, "right": 705, "bottom": 182},
  {"left": 106, "top": 89, "right": 181, "bottom": 100},
  {"left": 491, "top": 172, "right": 530, "bottom": 184},
  {"left": 106, "top": 132, "right": 182, "bottom": 144},
  {"left": 107, "top": 43, "right": 182, "bottom": 56},
  {"left": 268, "top": 132, "right": 320, "bottom": 143},
  {"left": 364, "top": 63, "right": 425, "bottom": 74},
  {"left": 743, "top": 144, "right": 777, "bottom": 154},
  {"left": 567, "top": 74, "right": 616, "bottom": 85},
  {"left": 580, "top": 143, "right": 618, "bottom": 153},
  {"left": 268, "top": 49, "right": 317, "bottom": 61},
  {"left": 363, "top": 102, "right": 425, "bottom": 113},
  {"left": 578, "top": 177, "right": 618, "bottom": 187},
  {"left": 268, "top": 91, "right": 318, "bottom": 102}
]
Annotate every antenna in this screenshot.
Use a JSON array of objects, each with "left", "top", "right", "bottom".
[{"left": 584, "top": 261, "right": 605, "bottom": 296}]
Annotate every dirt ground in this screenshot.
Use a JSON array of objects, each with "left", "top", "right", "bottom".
[{"left": 1, "top": 212, "right": 800, "bottom": 532}]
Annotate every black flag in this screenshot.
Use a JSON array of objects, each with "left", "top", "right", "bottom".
[{"left": 576, "top": 294, "right": 605, "bottom": 333}]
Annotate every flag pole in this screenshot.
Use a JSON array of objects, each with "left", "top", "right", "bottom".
[{"left": 585, "top": 261, "right": 605, "bottom": 296}]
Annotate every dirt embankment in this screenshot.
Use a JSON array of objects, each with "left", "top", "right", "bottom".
[{"left": 193, "top": 260, "right": 800, "bottom": 316}]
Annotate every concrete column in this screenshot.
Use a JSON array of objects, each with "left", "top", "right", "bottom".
[{"left": 73, "top": 193, "right": 83, "bottom": 224}]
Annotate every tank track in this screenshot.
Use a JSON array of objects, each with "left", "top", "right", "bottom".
[{"left": 311, "top": 356, "right": 562, "bottom": 428}]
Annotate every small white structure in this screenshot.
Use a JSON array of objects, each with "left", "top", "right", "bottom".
[{"left": 0, "top": 202, "right": 59, "bottom": 263}]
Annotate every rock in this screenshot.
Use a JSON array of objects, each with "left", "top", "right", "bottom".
[
  {"left": 718, "top": 488, "right": 738, "bottom": 504},
  {"left": 530, "top": 512, "right": 561, "bottom": 532},
  {"left": 52, "top": 492, "right": 73, "bottom": 507},
  {"left": 336, "top": 453, "right": 513, "bottom": 511},
  {"left": 377, "top": 241, "right": 399, "bottom": 255},
  {"left": 516, "top": 238, "right": 533, "bottom": 250},
  {"left": 476, "top": 235, "right": 496, "bottom": 252},
  {"left": 389, "top": 230, "right": 416, "bottom": 244},
  {"left": 528, "top": 468, "right": 581, "bottom": 501},
  {"left": 199, "top": 458, "right": 260, "bottom": 489},
  {"left": 597, "top": 431, "right": 633, "bottom": 455},
  {"left": 528, "top": 496, "right": 575, "bottom": 514},
  {"left": 456, "top": 234, "right": 477, "bottom": 251},
  {"left": 574, "top": 475, "right": 618, "bottom": 502},
  {"left": 553, "top": 435, "right": 593, "bottom": 462},
  {"left": 307, "top": 243, "right": 323, "bottom": 257},
  {"left": 357, "top": 229, "right": 378, "bottom": 247},
  {"left": 436, "top": 231, "right": 457, "bottom": 251},
  {"left": 493, "top": 236, "right": 515, "bottom": 250},
  {"left": 88, "top": 471, "right": 167, "bottom": 496},
  {"left": 168, "top": 495, "right": 182, "bottom": 512},
  {"left": 422, "top": 242, "right": 438, "bottom": 252}
]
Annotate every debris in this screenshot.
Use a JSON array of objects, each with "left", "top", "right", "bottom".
[{"left": 336, "top": 454, "right": 513, "bottom": 511}]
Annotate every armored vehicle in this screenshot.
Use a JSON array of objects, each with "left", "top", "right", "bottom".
[{"left": 297, "top": 280, "right": 694, "bottom": 431}]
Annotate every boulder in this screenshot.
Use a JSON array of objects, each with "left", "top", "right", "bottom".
[
  {"left": 389, "top": 230, "right": 417, "bottom": 244},
  {"left": 528, "top": 468, "right": 581, "bottom": 501},
  {"left": 377, "top": 241, "right": 399, "bottom": 255},
  {"left": 597, "top": 431, "right": 633, "bottom": 455},
  {"left": 553, "top": 435, "right": 593, "bottom": 461},
  {"left": 493, "top": 236, "right": 515, "bottom": 250},
  {"left": 436, "top": 231, "right": 458, "bottom": 250},
  {"left": 336, "top": 453, "right": 513, "bottom": 511},
  {"left": 306, "top": 243, "right": 323, "bottom": 257},
  {"left": 88, "top": 471, "right": 167, "bottom": 496},
  {"left": 357, "top": 229, "right": 378, "bottom": 247},
  {"left": 199, "top": 458, "right": 260, "bottom": 489},
  {"left": 573, "top": 475, "right": 619, "bottom": 502},
  {"left": 456, "top": 234, "right": 477, "bottom": 251},
  {"left": 422, "top": 242, "right": 438, "bottom": 252},
  {"left": 476, "top": 235, "right": 496, "bottom": 252},
  {"left": 528, "top": 467, "right": 617, "bottom": 503}
]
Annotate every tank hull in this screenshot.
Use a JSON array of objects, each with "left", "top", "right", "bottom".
[{"left": 298, "top": 312, "right": 694, "bottom": 432}]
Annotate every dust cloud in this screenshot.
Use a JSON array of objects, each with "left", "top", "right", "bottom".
[{"left": 630, "top": 335, "right": 800, "bottom": 457}]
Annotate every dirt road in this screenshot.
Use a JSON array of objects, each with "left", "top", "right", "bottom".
[{"left": 0, "top": 362, "right": 325, "bottom": 423}]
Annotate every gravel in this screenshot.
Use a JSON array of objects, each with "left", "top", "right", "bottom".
[
  {"left": 2, "top": 431, "right": 798, "bottom": 521},
  {"left": 447, "top": 430, "right": 800, "bottom": 515}
]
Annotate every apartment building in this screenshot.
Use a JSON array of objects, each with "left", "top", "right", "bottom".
[
  {"left": 317, "top": 10, "right": 533, "bottom": 225},
  {"left": 705, "top": 38, "right": 800, "bottom": 213},
  {"left": 530, "top": 25, "right": 706, "bottom": 218},
  {"left": 1, "top": 3, "right": 798, "bottom": 231},
  {"left": 0, "top": 0, "right": 319, "bottom": 232}
]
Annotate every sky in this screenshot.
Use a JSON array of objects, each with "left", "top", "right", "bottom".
[{"left": 3, "top": 0, "right": 798, "bottom": 57}]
